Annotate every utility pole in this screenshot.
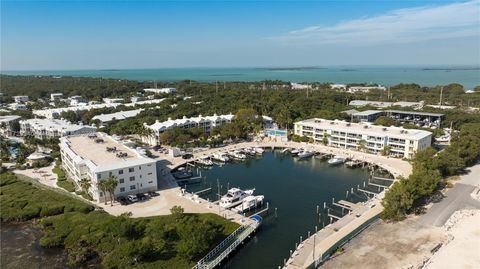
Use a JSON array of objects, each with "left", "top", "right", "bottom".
[{"left": 439, "top": 86, "right": 444, "bottom": 107}]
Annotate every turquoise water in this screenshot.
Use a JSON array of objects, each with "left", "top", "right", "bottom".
[
  {"left": 185, "top": 151, "right": 372, "bottom": 269},
  {"left": 2, "top": 66, "right": 479, "bottom": 89}
]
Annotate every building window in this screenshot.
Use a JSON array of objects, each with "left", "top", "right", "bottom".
[
  {"left": 109, "top": 172, "right": 112, "bottom": 177},
  {"left": 129, "top": 176, "right": 135, "bottom": 181},
  {"left": 97, "top": 174, "right": 101, "bottom": 180},
  {"left": 129, "top": 167, "right": 134, "bottom": 173},
  {"left": 119, "top": 169, "right": 123, "bottom": 175},
  {"left": 119, "top": 178, "right": 124, "bottom": 184},
  {"left": 120, "top": 187, "right": 125, "bottom": 192},
  {"left": 130, "top": 185, "right": 136, "bottom": 190},
  {"left": 148, "top": 181, "right": 153, "bottom": 184},
  {"left": 148, "top": 172, "right": 152, "bottom": 175},
  {"left": 139, "top": 166, "right": 141, "bottom": 170}
]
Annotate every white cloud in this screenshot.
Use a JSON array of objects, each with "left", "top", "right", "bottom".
[{"left": 270, "top": 0, "right": 480, "bottom": 45}]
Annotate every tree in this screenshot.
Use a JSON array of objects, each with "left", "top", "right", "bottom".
[
  {"left": 97, "top": 180, "right": 109, "bottom": 205},
  {"left": 105, "top": 176, "right": 119, "bottom": 206},
  {"left": 380, "top": 145, "right": 391, "bottom": 156},
  {"left": 79, "top": 178, "right": 92, "bottom": 194},
  {"left": 170, "top": 205, "right": 184, "bottom": 220},
  {"left": 375, "top": 116, "right": 398, "bottom": 127},
  {"left": 322, "top": 133, "right": 329, "bottom": 146},
  {"left": 357, "top": 139, "right": 367, "bottom": 152}
]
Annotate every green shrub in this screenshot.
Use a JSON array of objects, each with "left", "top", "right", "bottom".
[{"left": 57, "top": 179, "right": 76, "bottom": 192}]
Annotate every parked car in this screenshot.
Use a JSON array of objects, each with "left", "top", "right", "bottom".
[
  {"left": 127, "top": 194, "right": 138, "bottom": 203},
  {"left": 136, "top": 193, "right": 148, "bottom": 201},
  {"left": 148, "top": 191, "right": 160, "bottom": 197},
  {"left": 182, "top": 153, "right": 193, "bottom": 159},
  {"left": 117, "top": 196, "right": 130, "bottom": 205}
]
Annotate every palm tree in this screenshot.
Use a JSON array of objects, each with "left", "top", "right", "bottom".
[
  {"left": 79, "top": 178, "right": 92, "bottom": 194},
  {"left": 357, "top": 139, "right": 367, "bottom": 152},
  {"left": 97, "top": 180, "right": 109, "bottom": 205},
  {"left": 105, "top": 176, "right": 119, "bottom": 206}
]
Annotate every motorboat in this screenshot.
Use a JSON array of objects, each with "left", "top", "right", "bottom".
[
  {"left": 211, "top": 152, "right": 230, "bottom": 162},
  {"left": 173, "top": 168, "right": 193, "bottom": 179},
  {"left": 228, "top": 150, "right": 247, "bottom": 160},
  {"left": 242, "top": 147, "right": 256, "bottom": 156},
  {"left": 328, "top": 155, "right": 346, "bottom": 165},
  {"left": 219, "top": 188, "right": 255, "bottom": 208},
  {"left": 291, "top": 148, "right": 303, "bottom": 156},
  {"left": 254, "top": 147, "right": 264, "bottom": 155},
  {"left": 234, "top": 195, "right": 265, "bottom": 213},
  {"left": 196, "top": 157, "right": 213, "bottom": 166},
  {"left": 281, "top": 148, "right": 290, "bottom": 153},
  {"left": 298, "top": 150, "right": 315, "bottom": 159}
]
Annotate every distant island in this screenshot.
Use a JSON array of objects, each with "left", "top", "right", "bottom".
[
  {"left": 263, "top": 66, "right": 326, "bottom": 71},
  {"left": 422, "top": 67, "right": 480, "bottom": 71}
]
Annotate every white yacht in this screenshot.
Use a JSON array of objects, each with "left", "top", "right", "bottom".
[
  {"left": 211, "top": 152, "right": 230, "bottom": 162},
  {"left": 242, "top": 147, "right": 256, "bottom": 156},
  {"left": 229, "top": 150, "right": 247, "bottom": 160},
  {"left": 291, "top": 148, "right": 303, "bottom": 156},
  {"left": 196, "top": 157, "right": 213, "bottom": 166},
  {"left": 254, "top": 147, "right": 264, "bottom": 155},
  {"left": 234, "top": 195, "right": 265, "bottom": 213},
  {"left": 298, "top": 150, "right": 315, "bottom": 159},
  {"left": 219, "top": 188, "right": 255, "bottom": 208},
  {"left": 328, "top": 155, "right": 346, "bottom": 165}
]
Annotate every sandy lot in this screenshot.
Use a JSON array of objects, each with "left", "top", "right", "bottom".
[
  {"left": 321, "top": 217, "right": 447, "bottom": 269},
  {"left": 14, "top": 163, "right": 59, "bottom": 189},
  {"left": 426, "top": 210, "right": 480, "bottom": 269}
]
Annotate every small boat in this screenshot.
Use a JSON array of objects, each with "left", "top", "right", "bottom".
[
  {"left": 229, "top": 150, "right": 247, "bottom": 160},
  {"left": 219, "top": 188, "right": 255, "bottom": 208},
  {"left": 281, "top": 148, "right": 290, "bottom": 153},
  {"left": 234, "top": 195, "right": 265, "bottom": 213},
  {"left": 211, "top": 152, "right": 230, "bottom": 162},
  {"left": 173, "top": 169, "right": 193, "bottom": 179},
  {"left": 298, "top": 150, "right": 315, "bottom": 159},
  {"left": 328, "top": 155, "right": 346, "bottom": 165},
  {"left": 196, "top": 157, "right": 213, "bottom": 166},
  {"left": 242, "top": 147, "right": 256, "bottom": 156},
  {"left": 254, "top": 147, "right": 264, "bottom": 155},
  {"left": 290, "top": 148, "right": 303, "bottom": 156}
]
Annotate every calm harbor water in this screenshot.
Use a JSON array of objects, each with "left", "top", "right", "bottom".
[
  {"left": 2, "top": 66, "right": 479, "bottom": 89},
  {"left": 0, "top": 223, "right": 71, "bottom": 269},
  {"left": 185, "top": 150, "right": 370, "bottom": 269}
]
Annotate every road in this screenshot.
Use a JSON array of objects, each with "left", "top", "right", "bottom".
[{"left": 419, "top": 161, "right": 480, "bottom": 227}]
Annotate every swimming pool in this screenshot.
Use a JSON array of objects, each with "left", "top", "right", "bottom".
[{"left": 265, "top": 129, "right": 287, "bottom": 136}]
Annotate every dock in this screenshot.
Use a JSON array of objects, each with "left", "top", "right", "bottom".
[{"left": 192, "top": 215, "right": 262, "bottom": 269}]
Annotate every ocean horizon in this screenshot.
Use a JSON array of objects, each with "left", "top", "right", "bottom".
[{"left": 2, "top": 65, "right": 479, "bottom": 89}]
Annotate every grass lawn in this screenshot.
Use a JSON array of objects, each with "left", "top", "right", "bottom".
[{"left": 1, "top": 172, "right": 239, "bottom": 268}]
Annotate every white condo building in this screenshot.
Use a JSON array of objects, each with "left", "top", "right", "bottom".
[
  {"left": 143, "top": 88, "right": 177, "bottom": 94},
  {"left": 20, "top": 118, "right": 96, "bottom": 139},
  {"left": 294, "top": 118, "right": 432, "bottom": 159},
  {"left": 50, "top": 93, "right": 63, "bottom": 101},
  {"left": 60, "top": 133, "right": 158, "bottom": 202},
  {"left": 13, "top": 95, "right": 29, "bottom": 103},
  {"left": 92, "top": 109, "right": 144, "bottom": 125},
  {"left": 143, "top": 113, "right": 235, "bottom": 145}
]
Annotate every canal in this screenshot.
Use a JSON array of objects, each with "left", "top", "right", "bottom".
[{"left": 185, "top": 150, "right": 371, "bottom": 269}]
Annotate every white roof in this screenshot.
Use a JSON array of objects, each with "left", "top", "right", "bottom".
[
  {"left": 0, "top": 115, "right": 21, "bottom": 123},
  {"left": 296, "top": 118, "right": 431, "bottom": 140},
  {"left": 146, "top": 113, "right": 234, "bottom": 132},
  {"left": 349, "top": 100, "right": 393, "bottom": 107},
  {"left": 60, "top": 132, "right": 155, "bottom": 173},
  {"left": 353, "top": 110, "right": 383, "bottom": 116},
  {"left": 20, "top": 118, "right": 96, "bottom": 133},
  {"left": 92, "top": 109, "right": 143, "bottom": 123}
]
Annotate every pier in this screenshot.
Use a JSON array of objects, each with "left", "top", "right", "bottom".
[{"left": 193, "top": 215, "right": 262, "bottom": 269}]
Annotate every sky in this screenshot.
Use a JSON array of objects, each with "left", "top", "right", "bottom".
[{"left": 1, "top": 0, "right": 479, "bottom": 70}]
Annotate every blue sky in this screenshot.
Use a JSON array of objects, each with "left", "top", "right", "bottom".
[{"left": 1, "top": 0, "right": 479, "bottom": 70}]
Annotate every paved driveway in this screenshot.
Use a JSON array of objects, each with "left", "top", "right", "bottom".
[{"left": 419, "top": 162, "right": 480, "bottom": 227}]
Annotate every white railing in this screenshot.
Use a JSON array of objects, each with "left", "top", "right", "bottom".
[{"left": 193, "top": 222, "right": 258, "bottom": 269}]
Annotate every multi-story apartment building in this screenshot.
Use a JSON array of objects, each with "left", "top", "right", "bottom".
[
  {"left": 0, "top": 115, "right": 21, "bottom": 137},
  {"left": 142, "top": 113, "right": 235, "bottom": 145},
  {"left": 13, "top": 95, "right": 29, "bottom": 103},
  {"left": 59, "top": 133, "right": 158, "bottom": 202},
  {"left": 294, "top": 118, "right": 432, "bottom": 159},
  {"left": 20, "top": 118, "right": 96, "bottom": 139}
]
